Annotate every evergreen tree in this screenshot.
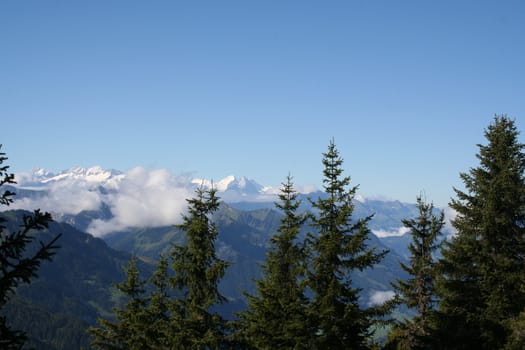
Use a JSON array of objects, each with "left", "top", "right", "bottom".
[
  {"left": 90, "top": 186, "right": 230, "bottom": 349},
  {"left": 145, "top": 255, "right": 171, "bottom": 348},
  {"left": 307, "top": 140, "right": 387, "bottom": 349},
  {"left": 386, "top": 196, "right": 444, "bottom": 349},
  {"left": 0, "top": 145, "right": 61, "bottom": 349},
  {"left": 239, "top": 175, "right": 312, "bottom": 349},
  {"left": 168, "top": 185, "right": 230, "bottom": 349},
  {"left": 436, "top": 116, "right": 525, "bottom": 349},
  {"left": 89, "top": 256, "right": 150, "bottom": 350}
]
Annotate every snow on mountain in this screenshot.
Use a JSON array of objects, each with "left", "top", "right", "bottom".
[
  {"left": 20, "top": 168, "right": 294, "bottom": 200},
  {"left": 16, "top": 166, "right": 125, "bottom": 189},
  {"left": 41, "top": 166, "right": 124, "bottom": 184},
  {"left": 192, "top": 175, "right": 276, "bottom": 197}
]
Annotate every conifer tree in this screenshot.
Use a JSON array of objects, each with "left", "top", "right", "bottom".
[
  {"left": 90, "top": 186, "right": 230, "bottom": 349},
  {"left": 307, "top": 140, "right": 387, "bottom": 349},
  {"left": 169, "top": 185, "right": 230, "bottom": 349},
  {"left": 239, "top": 175, "right": 312, "bottom": 349},
  {"left": 0, "top": 145, "right": 61, "bottom": 349},
  {"left": 386, "top": 196, "right": 444, "bottom": 349},
  {"left": 146, "top": 255, "right": 171, "bottom": 348},
  {"left": 89, "top": 256, "right": 151, "bottom": 350},
  {"left": 436, "top": 116, "right": 525, "bottom": 349}
]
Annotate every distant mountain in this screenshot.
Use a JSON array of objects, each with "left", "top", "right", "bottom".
[
  {"left": 0, "top": 167, "right": 454, "bottom": 349},
  {"left": 11, "top": 166, "right": 453, "bottom": 258},
  {"left": 0, "top": 210, "right": 142, "bottom": 350},
  {"left": 17, "top": 166, "right": 124, "bottom": 187},
  {"left": 104, "top": 203, "right": 408, "bottom": 314}
]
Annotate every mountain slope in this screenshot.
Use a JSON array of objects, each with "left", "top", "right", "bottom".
[
  {"left": 0, "top": 210, "right": 143, "bottom": 349},
  {"left": 104, "top": 203, "right": 407, "bottom": 311}
]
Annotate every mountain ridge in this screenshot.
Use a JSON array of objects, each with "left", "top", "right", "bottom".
[{"left": 9, "top": 166, "right": 453, "bottom": 247}]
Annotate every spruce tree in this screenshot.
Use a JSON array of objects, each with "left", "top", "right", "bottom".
[
  {"left": 436, "top": 116, "right": 525, "bottom": 349},
  {"left": 307, "top": 140, "right": 387, "bottom": 349},
  {"left": 146, "top": 255, "right": 171, "bottom": 348},
  {"left": 386, "top": 196, "right": 444, "bottom": 349},
  {"left": 0, "top": 145, "right": 61, "bottom": 349},
  {"left": 89, "top": 256, "right": 151, "bottom": 350},
  {"left": 169, "top": 185, "right": 230, "bottom": 349},
  {"left": 90, "top": 186, "right": 230, "bottom": 349},
  {"left": 239, "top": 175, "right": 312, "bottom": 349}
]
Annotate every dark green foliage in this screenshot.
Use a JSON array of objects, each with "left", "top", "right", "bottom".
[
  {"left": 90, "top": 186, "right": 231, "bottom": 349},
  {"left": 89, "top": 256, "right": 151, "bottom": 350},
  {"left": 386, "top": 196, "right": 444, "bottom": 349},
  {"left": 0, "top": 145, "right": 61, "bottom": 349},
  {"left": 307, "top": 140, "right": 388, "bottom": 349},
  {"left": 0, "top": 209, "right": 137, "bottom": 349},
  {"left": 104, "top": 202, "right": 405, "bottom": 319},
  {"left": 170, "top": 185, "right": 231, "bottom": 349},
  {"left": 436, "top": 116, "right": 525, "bottom": 349},
  {"left": 506, "top": 310, "right": 525, "bottom": 350},
  {"left": 238, "top": 175, "right": 312, "bottom": 349}
]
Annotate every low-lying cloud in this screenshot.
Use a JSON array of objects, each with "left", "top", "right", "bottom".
[
  {"left": 13, "top": 167, "right": 195, "bottom": 237},
  {"left": 11, "top": 178, "right": 103, "bottom": 215},
  {"left": 443, "top": 206, "right": 458, "bottom": 237},
  {"left": 88, "top": 167, "right": 194, "bottom": 236},
  {"left": 372, "top": 226, "right": 411, "bottom": 238},
  {"left": 368, "top": 290, "right": 395, "bottom": 306}
]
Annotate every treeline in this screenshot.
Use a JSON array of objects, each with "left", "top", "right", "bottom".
[{"left": 1, "top": 115, "right": 525, "bottom": 349}]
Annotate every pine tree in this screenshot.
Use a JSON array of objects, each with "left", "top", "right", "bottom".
[
  {"left": 169, "top": 185, "right": 230, "bottom": 349},
  {"left": 145, "top": 255, "right": 171, "bottom": 349},
  {"left": 90, "top": 186, "right": 230, "bottom": 349},
  {"left": 307, "top": 140, "right": 387, "bottom": 349},
  {"left": 436, "top": 116, "right": 525, "bottom": 349},
  {"left": 89, "top": 256, "right": 151, "bottom": 350},
  {"left": 239, "top": 175, "right": 312, "bottom": 349},
  {"left": 0, "top": 145, "right": 61, "bottom": 349},
  {"left": 386, "top": 196, "right": 444, "bottom": 349}
]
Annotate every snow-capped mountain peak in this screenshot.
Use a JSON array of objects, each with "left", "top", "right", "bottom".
[
  {"left": 40, "top": 166, "right": 124, "bottom": 184},
  {"left": 192, "top": 175, "right": 265, "bottom": 194},
  {"left": 15, "top": 166, "right": 125, "bottom": 188},
  {"left": 217, "top": 175, "right": 236, "bottom": 191}
]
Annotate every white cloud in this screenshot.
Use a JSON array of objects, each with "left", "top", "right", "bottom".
[
  {"left": 372, "top": 226, "right": 410, "bottom": 238},
  {"left": 293, "top": 183, "right": 319, "bottom": 194},
  {"left": 86, "top": 167, "right": 194, "bottom": 236},
  {"left": 368, "top": 290, "right": 395, "bottom": 306},
  {"left": 12, "top": 166, "right": 195, "bottom": 237},
  {"left": 11, "top": 178, "right": 102, "bottom": 215},
  {"left": 443, "top": 206, "right": 458, "bottom": 237}
]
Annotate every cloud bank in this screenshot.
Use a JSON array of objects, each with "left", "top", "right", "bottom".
[
  {"left": 87, "top": 167, "right": 194, "bottom": 236},
  {"left": 11, "top": 178, "right": 103, "bottom": 215},
  {"left": 12, "top": 167, "right": 195, "bottom": 237}
]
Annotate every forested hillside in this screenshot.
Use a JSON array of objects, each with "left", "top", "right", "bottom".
[{"left": 0, "top": 210, "right": 141, "bottom": 349}]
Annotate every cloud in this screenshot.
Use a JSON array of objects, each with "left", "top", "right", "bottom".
[
  {"left": 11, "top": 178, "right": 102, "bottom": 215},
  {"left": 12, "top": 166, "right": 195, "bottom": 237},
  {"left": 443, "top": 206, "right": 458, "bottom": 237},
  {"left": 372, "top": 226, "right": 410, "bottom": 238},
  {"left": 294, "top": 184, "right": 319, "bottom": 194},
  {"left": 368, "top": 290, "right": 395, "bottom": 306},
  {"left": 87, "top": 167, "right": 194, "bottom": 236}
]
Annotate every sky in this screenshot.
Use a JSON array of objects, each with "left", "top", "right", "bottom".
[{"left": 1, "top": 1, "right": 524, "bottom": 207}]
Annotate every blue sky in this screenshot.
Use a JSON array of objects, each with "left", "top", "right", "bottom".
[{"left": 1, "top": 1, "right": 524, "bottom": 207}]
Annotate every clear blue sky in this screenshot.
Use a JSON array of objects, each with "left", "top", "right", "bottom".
[{"left": 1, "top": 1, "right": 524, "bottom": 207}]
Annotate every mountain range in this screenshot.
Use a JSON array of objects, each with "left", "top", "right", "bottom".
[
  {"left": 12, "top": 166, "right": 450, "bottom": 240},
  {"left": 1, "top": 166, "right": 453, "bottom": 348}
]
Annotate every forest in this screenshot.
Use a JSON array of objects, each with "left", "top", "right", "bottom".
[{"left": 1, "top": 115, "right": 525, "bottom": 349}]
